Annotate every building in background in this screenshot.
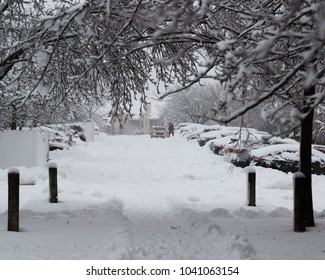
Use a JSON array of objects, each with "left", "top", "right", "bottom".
[{"left": 109, "top": 103, "right": 163, "bottom": 135}]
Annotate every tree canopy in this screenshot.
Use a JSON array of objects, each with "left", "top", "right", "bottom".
[
  {"left": 1, "top": 0, "right": 325, "bottom": 130},
  {"left": 0, "top": 0, "right": 196, "bottom": 127}
]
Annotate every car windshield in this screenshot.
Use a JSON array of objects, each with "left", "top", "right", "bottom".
[{"left": 153, "top": 127, "right": 165, "bottom": 131}]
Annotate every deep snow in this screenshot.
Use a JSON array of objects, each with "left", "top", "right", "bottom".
[{"left": 0, "top": 132, "right": 325, "bottom": 260}]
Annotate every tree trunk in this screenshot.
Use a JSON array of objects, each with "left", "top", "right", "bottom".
[
  {"left": 10, "top": 104, "right": 17, "bottom": 130},
  {"left": 299, "top": 84, "right": 315, "bottom": 227}
]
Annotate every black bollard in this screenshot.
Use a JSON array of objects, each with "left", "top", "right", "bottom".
[
  {"left": 8, "top": 168, "right": 20, "bottom": 232},
  {"left": 48, "top": 162, "right": 58, "bottom": 203},
  {"left": 246, "top": 167, "right": 256, "bottom": 207},
  {"left": 293, "top": 172, "right": 306, "bottom": 232}
]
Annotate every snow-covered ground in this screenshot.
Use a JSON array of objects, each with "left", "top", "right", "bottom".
[{"left": 1, "top": 132, "right": 325, "bottom": 260}]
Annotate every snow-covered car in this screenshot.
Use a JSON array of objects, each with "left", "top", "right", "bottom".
[
  {"left": 199, "top": 126, "right": 245, "bottom": 147},
  {"left": 211, "top": 131, "right": 266, "bottom": 167},
  {"left": 49, "top": 123, "right": 87, "bottom": 143},
  {"left": 150, "top": 126, "right": 169, "bottom": 138},
  {"left": 196, "top": 125, "right": 227, "bottom": 146},
  {"left": 313, "top": 144, "right": 325, "bottom": 154},
  {"left": 208, "top": 128, "right": 271, "bottom": 154},
  {"left": 66, "top": 124, "right": 87, "bottom": 142},
  {"left": 177, "top": 123, "right": 219, "bottom": 140},
  {"left": 250, "top": 144, "right": 325, "bottom": 175},
  {"left": 39, "top": 126, "right": 70, "bottom": 151},
  {"left": 210, "top": 130, "right": 298, "bottom": 168}
]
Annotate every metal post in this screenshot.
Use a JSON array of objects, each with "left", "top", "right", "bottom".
[
  {"left": 293, "top": 172, "right": 306, "bottom": 232},
  {"left": 48, "top": 162, "right": 58, "bottom": 203},
  {"left": 247, "top": 170, "right": 256, "bottom": 207},
  {"left": 8, "top": 168, "right": 20, "bottom": 232}
]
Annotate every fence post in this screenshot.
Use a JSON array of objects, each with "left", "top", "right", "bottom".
[
  {"left": 293, "top": 172, "right": 306, "bottom": 232},
  {"left": 8, "top": 168, "right": 20, "bottom": 232},
  {"left": 245, "top": 167, "right": 256, "bottom": 207},
  {"left": 48, "top": 162, "right": 58, "bottom": 203}
]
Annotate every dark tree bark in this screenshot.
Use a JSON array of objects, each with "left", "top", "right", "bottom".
[
  {"left": 10, "top": 104, "right": 17, "bottom": 130},
  {"left": 299, "top": 84, "right": 315, "bottom": 227},
  {"left": 0, "top": 48, "right": 25, "bottom": 81}
]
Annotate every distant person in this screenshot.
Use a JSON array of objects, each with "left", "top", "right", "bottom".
[{"left": 168, "top": 122, "right": 175, "bottom": 137}]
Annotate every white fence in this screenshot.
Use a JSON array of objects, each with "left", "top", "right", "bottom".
[
  {"left": 0, "top": 130, "right": 49, "bottom": 169},
  {"left": 82, "top": 121, "right": 95, "bottom": 142}
]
